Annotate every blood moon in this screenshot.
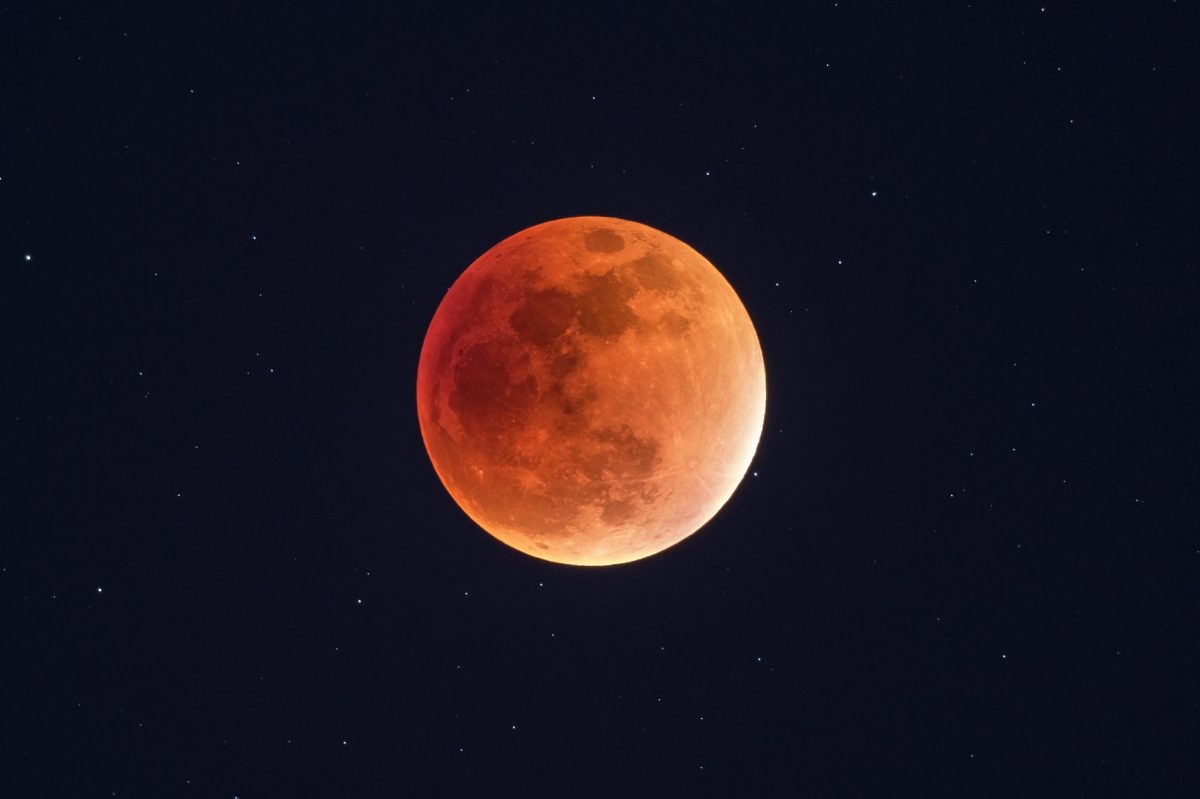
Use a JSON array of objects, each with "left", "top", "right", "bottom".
[{"left": 417, "top": 217, "right": 765, "bottom": 566}]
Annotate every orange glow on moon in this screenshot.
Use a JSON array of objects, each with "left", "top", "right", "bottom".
[{"left": 417, "top": 217, "right": 766, "bottom": 566}]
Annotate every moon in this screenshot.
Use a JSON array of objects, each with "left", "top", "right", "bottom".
[{"left": 417, "top": 217, "right": 766, "bottom": 566}]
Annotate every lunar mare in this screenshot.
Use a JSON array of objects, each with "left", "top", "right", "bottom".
[{"left": 417, "top": 217, "right": 766, "bottom": 566}]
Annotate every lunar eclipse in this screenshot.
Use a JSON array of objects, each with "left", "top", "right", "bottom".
[{"left": 417, "top": 217, "right": 766, "bottom": 566}]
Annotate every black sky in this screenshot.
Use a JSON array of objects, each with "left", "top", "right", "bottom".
[{"left": 4, "top": 3, "right": 1198, "bottom": 796}]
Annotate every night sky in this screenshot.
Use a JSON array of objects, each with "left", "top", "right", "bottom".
[{"left": 4, "top": 3, "right": 1198, "bottom": 796}]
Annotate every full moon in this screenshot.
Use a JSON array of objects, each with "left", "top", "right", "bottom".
[{"left": 417, "top": 217, "right": 766, "bottom": 566}]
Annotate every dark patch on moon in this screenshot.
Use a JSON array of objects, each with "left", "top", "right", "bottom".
[
  {"left": 576, "top": 270, "right": 640, "bottom": 339},
  {"left": 550, "top": 374, "right": 598, "bottom": 436},
  {"left": 509, "top": 288, "right": 575, "bottom": 346},
  {"left": 449, "top": 340, "right": 537, "bottom": 446},
  {"left": 584, "top": 228, "right": 625, "bottom": 253},
  {"left": 625, "top": 253, "right": 680, "bottom": 292},
  {"left": 601, "top": 497, "right": 638, "bottom": 525},
  {"left": 659, "top": 310, "right": 691, "bottom": 336},
  {"left": 509, "top": 268, "right": 645, "bottom": 347},
  {"left": 549, "top": 349, "right": 580, "bottom": 380},
  {"left": 589, "top": 423, "right": 661, "bottom": 479}
]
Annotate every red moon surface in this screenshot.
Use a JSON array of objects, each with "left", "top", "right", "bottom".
[{"left": 417, "top": 217, "right": 766, "bottom": 566}]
